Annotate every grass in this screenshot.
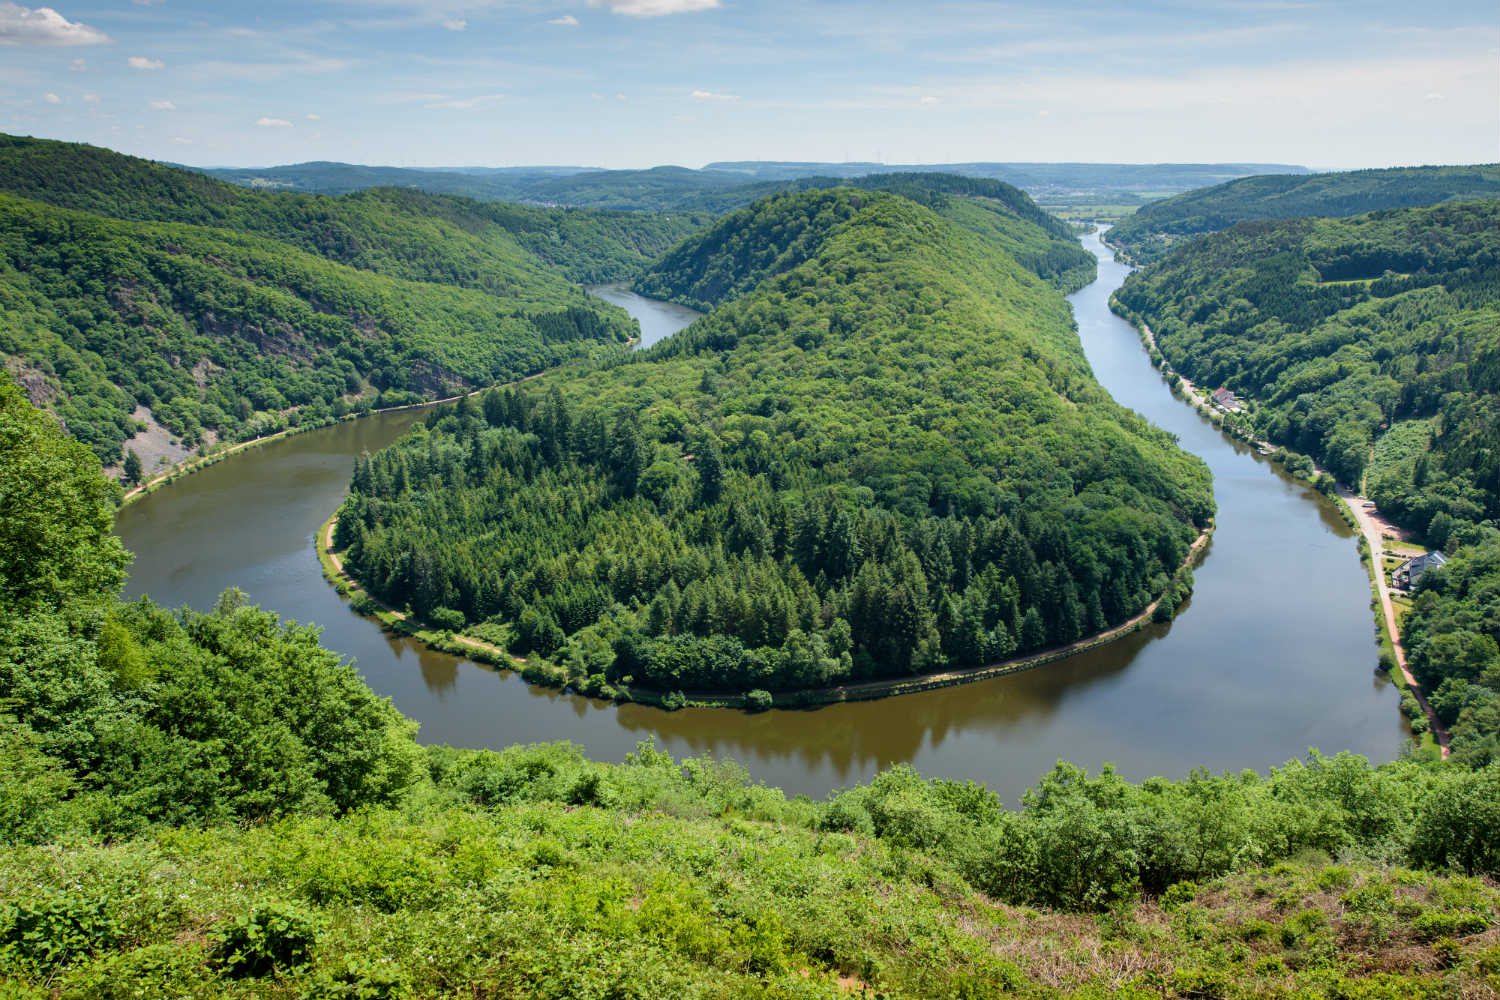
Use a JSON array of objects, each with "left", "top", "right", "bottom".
[{"left": 3, "top": 797, "right": 1495, "bottom": 999}]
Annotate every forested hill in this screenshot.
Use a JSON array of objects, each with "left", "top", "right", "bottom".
[
  {"left": 636, "top": 176, "right": 1095, "bottom": 309},
  {"left": 0, "top": 134, "right": 701, "bottom": 286},
  {"left": 1106, "top": 163, "right": 1499, "bottom": 263},
  {"left": 1114, "top": 200, "right": 1500, "bottom": 766},
  {"left": 1114, "top": 200, "right": 1498, "bottom": 518},
  {"left": 336, "top": 189, "right": 1212, "bottom": 698},
  {"left": 0, "top": 134, "right": 701, "bottom": 467}
]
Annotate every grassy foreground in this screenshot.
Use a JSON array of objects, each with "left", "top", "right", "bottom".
[{"left": 3, "top": 744, "right": 1498, "bottom": 999}]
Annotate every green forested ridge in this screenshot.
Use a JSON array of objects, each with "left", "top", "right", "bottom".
[
  {"left": 4, "top": 367, "right": 1499, "bottom": 998},
  {"left": 1106, "top": 163, "right": 1499, "bottom": 263},
  {"left": 1114, "top": 201, "right": 1498, "bottom": 523},
  {"left": 0, "top": 134, "right": 708, "bottom": 465},
  {"left": 190, "top": 157, "right": 1308, "bottom": 213},
  {"left": 1407, "top": 537, "right": 1500, "bottom": 767},
  {"left": 0, "top": 134, "right": 701, "bottom": 287},
  {"left": 335, "top": 189, "right": 1210, "bottom": 697},
  {"left": 636, "top": 175, "right": 1096, "bottom": 303},
  {"left": 1114, "top": 199, "right": 1500, "bottom": 769},
  {"left": 0, "top": 192, "right": 634, "bottom": 464}
]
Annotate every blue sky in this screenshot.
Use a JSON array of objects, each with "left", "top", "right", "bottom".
[{"left": 2, "top": 0, "right": 1496, "bottom": 169}]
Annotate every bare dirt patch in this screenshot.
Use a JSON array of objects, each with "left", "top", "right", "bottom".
[{"left": 107, "top": 405, "right": 215, "bottom": 481}]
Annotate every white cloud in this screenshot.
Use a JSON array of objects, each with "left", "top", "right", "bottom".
[
  {"left": 548, "top": 14, "right": 578, "bottom": 25},
  {"left": 305, "top": 112, "right": 320, "bottom": 119},
  {"left": 0, "top": 3, "right": 112, "bottom": 46},
  {"left": 42, "top": 90, "right": 59, "bottom": 103},
  {"left": 690, "top": 88, "right": 738, "bottom": 100},
  {"left": 1424, "top": 92, "right": 1445, "bottom": 101},
  {"left": 148, "top": 99, "right": 175, "bottom": 110},
  {"left": 128, "top": 56, "right": 164, "bottom": 70},
  {"left": 442, "top": 17, "right": 466, "bottom": 30},
  {"left": 423, "top": 92, "right": 504, "bottom": 109},
  {"left": 256, "top": 116, "right": 292, "bottom": 126},
  {"left": 82, "top": 92, "right": 97, "bottom": 102},
  {"left": 615, "top": 92, "right": 626, "bottom": 101},
  {"left": 68, "top": 56, "right": 84, "bottom": 70},
  {"left": 171, "top": 136, "right": 193, "bottom": 144},
  {"left": 192, "top": 56, "right": 352, "bottom": 81},
  {"left": 919, "top": 95, "right": 938, "bottom": 105},
  {"left": 587, "top": 0, "right": 717, "bottom": 16}
]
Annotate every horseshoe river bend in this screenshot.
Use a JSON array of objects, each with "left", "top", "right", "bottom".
[{"left": 114, "top": 232, "right": 1407, "bottom": 802}]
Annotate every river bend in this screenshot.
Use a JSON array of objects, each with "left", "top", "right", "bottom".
[{"left": 115, "top": 243, "right": 1405, "bottom": 801}]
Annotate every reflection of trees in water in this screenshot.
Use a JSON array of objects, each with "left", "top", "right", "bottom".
[
  {"left": 608, "top": 625, "right": 1162, "bottom": 786},
  {"left": 417, "top": 652, "right": 459, "bottom": 695}
]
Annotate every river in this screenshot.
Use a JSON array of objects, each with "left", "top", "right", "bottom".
[{"left": 115, "top": 245, "right": 1406, "bottom": 802}]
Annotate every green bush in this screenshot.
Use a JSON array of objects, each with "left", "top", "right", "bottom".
[{"left": 210, "top": 902, "right": 322, "bottom": 978}]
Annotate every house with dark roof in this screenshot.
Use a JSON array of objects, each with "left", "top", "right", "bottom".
[{"left": 1394, "top": 551, "right": 1447, "bottom": 590}]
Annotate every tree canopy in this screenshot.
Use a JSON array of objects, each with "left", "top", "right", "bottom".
[
  {"left": 337, "top": 189, "right": 1211, "bottom": 697},
  {"left": 1107, "top": 163, "right": 1499, "bottom": 263}
]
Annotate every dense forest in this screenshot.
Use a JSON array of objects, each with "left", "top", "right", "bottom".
[
  {"left": 0, "top": 135, "right": 703, "bottom": 466},
  {"left": 1107, "top": 164, "right": 1500, "bottom": 263},
  {"left": 0, "top": 135, "right": 702, "bottom": 286},
  {"left": 636, "top": 174, "right": 1096, "bottom": 301},
  {"left": 1114, "top": 201, "right": 1498, "bottom": 523},
  {"left": 3, "top": 367, "right": 1499, "bottom": 998},
  {"left": 1114, "top": 199, "right": 1500, "bottom": 769},
  {"left": 335, "top": 188, "right": 1212, "bottom": 698}
]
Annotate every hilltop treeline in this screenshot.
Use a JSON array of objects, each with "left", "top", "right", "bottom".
[
  {"left": 0, "top": 134, "right": 700, "bottom": 464},
  {"left": 636, "top": 176, "right": 1094, "bottom": 307},
  {"left": 1107, "top": 163, "right": 1499, "bottom": 263},
  {"left": 336, "top": 189, "right": 1210, "bottom": 697},
  {"left": 4, "top": 365, "right": 1499, "bottom": 997}
]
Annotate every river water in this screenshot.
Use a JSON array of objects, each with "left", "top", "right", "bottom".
[{"left": 115, "top": 245, "right": 1405, "bottom": 802}]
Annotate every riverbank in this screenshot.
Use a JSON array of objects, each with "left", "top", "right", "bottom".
[
  {"left": 116, "top": 379, "right": 557, "bottom": 509},
  {"left": 318, "top": 500, "right": 1212, "bottom": 711},
  {"left": 1104, "top": 267, "right": 1447, "bottom": 755}
]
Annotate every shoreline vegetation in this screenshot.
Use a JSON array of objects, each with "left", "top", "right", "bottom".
[
  {"left": 317, "top": 504, "right": 1212, "bottom": 711},
  {"left": 117, "top": 374, "right": 563, "bottom": 508},
  {"left": 1102, "top": 246, "right": 1449, "bottom": 754}
]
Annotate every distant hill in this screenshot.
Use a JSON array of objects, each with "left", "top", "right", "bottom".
[
  {"left": 708, "top": 160, "right": 1310, "bottom": 195},
  {"left": 0, "top": 134, "right": 699, "bottom": 466},
  {"left": 1106, "top": 163, "right": 1500, "bottom": 262},
  {"left": 637, "top": 173, "right": 1096, "bottom": 304},
  {"left": 183, "top": 158, "right": 1309, "bottom": 214}
]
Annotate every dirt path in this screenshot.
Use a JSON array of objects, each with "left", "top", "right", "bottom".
[
  {"left": 1340, "top": 486, "right": 1450, "bottom": 757},
  {"left": 319, "top": 517, "right": 513, "bottom": 662}
]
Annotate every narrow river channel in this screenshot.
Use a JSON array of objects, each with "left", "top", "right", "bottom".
[{"left": 115, "top": 236, "right": 1406, "bottom": 802}]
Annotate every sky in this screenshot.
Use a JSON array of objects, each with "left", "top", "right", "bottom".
[{"left": 1, "top": 0, "right": 1496, "bottom": 170}]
